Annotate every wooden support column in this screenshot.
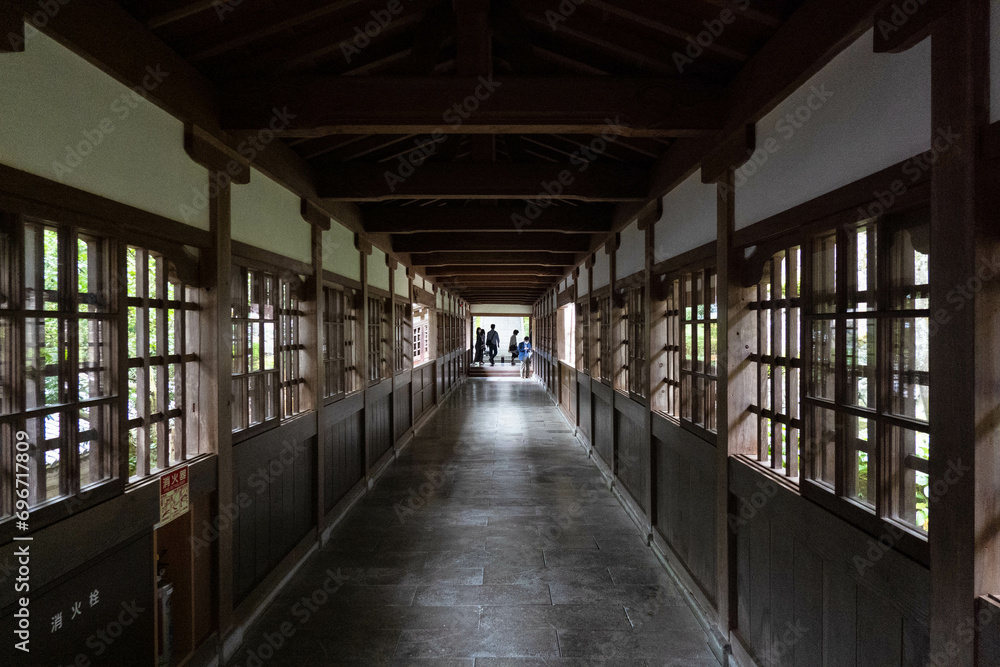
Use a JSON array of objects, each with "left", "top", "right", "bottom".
[
  {"left": 928, "top": 1, "right": 995, "bottom": 665},
  {"left": 308, "top": 214, "right": 327, "bottom": 535},
  {"left": 357, "top": 236, "right": 372, "bottom": 485},
  {"left": 716, "top": 167, "right": 755, "bottom": 639},
  {"left": 641, "top": 217, "right": 655, "bottom": 536},
  {"left": 207, "top": 176, "right": 234, "bottom": 636}
]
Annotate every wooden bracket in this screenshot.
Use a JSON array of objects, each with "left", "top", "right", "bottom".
[
  {"left": 873, "top": 0, "right": 946, "bottom": 53},
  {"left": 702, "top": 124, "right": 756, "bottom": 184},
  {"left": 604, "top": 233, "right": 620, "bottom": 254},
  {"left": 355, "top": 233, "right": 373, "bottom": 255},
  {"left": 386, "top": 254, "right": 398, "bottom": 270},
  {"left": 585, "top": 254, "right": 595, "bottom": 270},
  {"left": 300, "top": 199, "right": 331, "bottom": 230},
  {"left": 184, "top": 125, "right": 250, "bottom": 183},
  {"left": 636, "top": 198, "right": 663, "bottom": 231}
]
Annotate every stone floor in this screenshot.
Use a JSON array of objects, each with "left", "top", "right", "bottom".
[{"left": 227, "top": 378, "right": 719, "bottom": 666}]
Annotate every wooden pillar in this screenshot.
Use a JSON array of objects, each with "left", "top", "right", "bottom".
[
  {"left": 928, "top": 1, "right": 995, "bottom": 664},
  {"left": 356, "top": 236, "right": 372, "bottom": 483},
  {"left": 310, "top": 223, "right": 326, "bottom": 533},
  {"left": 642, "top": 220, "right": 655, "bottom": 535},
  {"left": 207, "top": 177, "right": 234, "bottom": 634},
  {"left": 717, "top": 167, "right": 756, "bottom": 638}
]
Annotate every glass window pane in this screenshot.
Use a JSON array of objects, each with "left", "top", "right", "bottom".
[
  {"left": 846, "top": 319, "right": 876, "bottom": 410},
  {"left": 890, "top": 221, "right": 931, "bottom": 311},
  {"left": 848, "top": 415, "right": 874, "bottom": 507},
  {"left": 0, "top": 318, "right": 12, "bottom": 415},
  {"left": 78, "top": 404, "right": 111, "bottom": 489},
  {"left": 808, "top": 406, "right": 836, "bottom": 487},
  {"left": 27, "top": 413, "right": 65, "bottom": 506},
  {"left": 890, "top": 317, "right": 930, "bottom": 422},
  {"left": 78, "top": 318, "right": 112, "bottom": 400},
  {"left": 847, "top": 223, "right": 876, "bottom": 312},
  {"left": 892, "top": 426, "right": 930, "bottom": 532},
  {"left": 811, "top": 234, "right": 837, "bottom": 314},
  {"left": 25, "top": 317, "right": 61, "bottom": 409},
  {"left": 808, "top": 319, "right": 836, "bottom": 400}
]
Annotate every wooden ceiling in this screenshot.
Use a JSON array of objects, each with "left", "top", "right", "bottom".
[{"left": 114, "top": 0, "right": 804, "bottom": 304}]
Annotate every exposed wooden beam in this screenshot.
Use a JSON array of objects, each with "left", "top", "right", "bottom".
[
  {"left": 1, "top": 4, "right": 24, "bottom": 52},
  {"left": 319, "top": 163, "right": 649, "bottom": 201},
  {"left": 393, "top": 232, "right": 592, "bottom": 253},
  {"left": 365, "top": 206, "right": 613, "bottom": 233},
  {"left": 873, "top": 0, "right": 947, "bottom": 53},
  {"left": 220, "top": 76, "right": 723, "bottom": 138},
  {"left": 424, "top": 265, "right": 566, "bottom": 276},
  {"left": 411, "top": 251, "right": 577, "bottom": 266},
  {"left": 186, "top": 0, "right": 371, "bottom": 61},
  {"left": 146, "top": 0, "right": 220, "bottom": 29}
]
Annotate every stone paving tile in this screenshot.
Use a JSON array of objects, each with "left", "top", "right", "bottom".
[{"left": 227, "top": 380, "right": 717, "bottom": 666}]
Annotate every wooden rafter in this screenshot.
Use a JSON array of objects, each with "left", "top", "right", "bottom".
[
  {"left": 364, "top": 205, "right": 612, "bottom": 233},
  {"left": 392, "top": 232, "right": 593, "bottom": 253}
]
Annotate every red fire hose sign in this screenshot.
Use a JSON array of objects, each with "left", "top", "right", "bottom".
[{"left": 159, "top": 466, "right": 190, "bottom": 527}]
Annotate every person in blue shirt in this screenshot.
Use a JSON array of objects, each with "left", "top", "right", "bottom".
[{"left": 517, "top": 336, "right": 532, "bottom": 379}]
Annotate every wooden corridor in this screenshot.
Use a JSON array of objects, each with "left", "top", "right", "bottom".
[{"left": 228, "top": 379, "right": 717, "bottom": 666}]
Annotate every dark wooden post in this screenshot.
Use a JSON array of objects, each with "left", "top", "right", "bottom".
[{"left": 928, "top": 1, "right": 996, "bottom": 664}]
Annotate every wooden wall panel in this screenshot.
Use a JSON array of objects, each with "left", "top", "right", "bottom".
[
  {"left": 367, "top": 391, "right": 393, "bottom": 468},
  {"left": 322, "top": 396, "right": 365, "bottom": 514},
  {"left": 614, "top": 402, "right": 647, "bottom": 512},
  {"left": 730, "top": 461, "right": 930, "bottom": 667},
  {"left": 652, "top": 417, "right": 717, "bottom": 603},
  {"left": 232, "top": 417, "right": 316, "bottom": 604},
  {"left": 577, "top": 378, "right": 592, "bottom": 441},
  {"left": 593, "top": 387, "right": 614, "bottom": 469},
  {"left": 394, "top": 380, "right": 412, "bottom": 437}
]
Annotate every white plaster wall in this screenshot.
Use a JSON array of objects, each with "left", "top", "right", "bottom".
[
  {"left": 436, "top": 290, "right": 443, "bottom": 309},
  {"left": 472, "top": 304, "right": 531, "bottom": 315},
  {"left": 413, "top": 275, "right": 425, "bottom": 291},
  {"left": 322, "top": 221, "right": 360, "bottom": 282},
  {"left": 0, "top": 28, "right": 210, "bottom": 229},
  {"left": 735, "top": 30, "right": 931, "bottom": 229},
  {"left": 232, "top": 168, "right": 312, "bottom": 265},
  {"left": 394, "top": 264, "right": 409, "bottom": 297},
  {"left": 592, "top": 251, "right": 611, "bottom": 290},
  {"left": 655, "top": 170, "right": 717, "bottom": 263},
  {"left": 578, "top": 266, "right": 590, "bottom": 296},
  {"left": 616, "top": 221, "right": 645, "bottom": 278},
  {"left": 368, "top": 247, "right": 390, "bottom": 291}
]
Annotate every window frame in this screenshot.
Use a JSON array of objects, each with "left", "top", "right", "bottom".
[
  {"left": 738, "top": 209, "right": 932, "bottom": 561},
  {"left": 651, "top": 253, "right": 718, "bottom": 440},
  {"left": 230, "top": 257, "right": 309, "bottom": 442}
]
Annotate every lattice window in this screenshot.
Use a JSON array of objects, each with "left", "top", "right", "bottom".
[
  {"left": 598, "top": 294, "right": 612, "bottom": 384},
  {"left": 749, "top": 245, "right": 802, "bottom": 479},
  {"left": 322, "top": 286, "right": 347, "bottom": 399},
  {"left": 681, "top": 268, "right": 718, "bottom": 431},
  {"left": 231, "top": 266, "right": 278, "bottom": 433},
  {"left": 576, "top": 300, "right": 590, "bottom": 373},
  {"left": 126, "top": 247, "right": 198, "bottom": 479},
  {"left": 652, "top": 276, "right": 681, "bottom": 419},
  {"left": 0, "top": 218, "right": 117, "bottom": 512},
  {"left": 394, "top": 301, "right": 411, "bottom": 373},
  {"left": 804, "top": 216, "right": 931, "bottom": 532},
  {"left": 627, "top": 285, "right": 647, "bottom": 399},
  {"left": 367, "top": 295, "right": 388, "bottom": 383},
  {"left": 278, "top": 279, "right": 305, "bottom": 419}
]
